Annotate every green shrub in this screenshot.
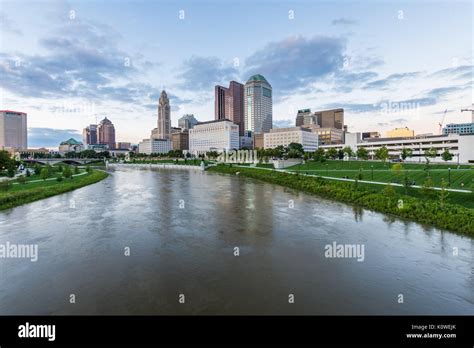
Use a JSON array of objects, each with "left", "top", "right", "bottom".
[
  {"left": 0, "top": 180, "right": 12, "bottom": 191},
  {"left": 40, "top": 168, "right": 49, "bottom": 181},
  {"left": 63, "top": 166, "right": 73, "bottom": 179}
]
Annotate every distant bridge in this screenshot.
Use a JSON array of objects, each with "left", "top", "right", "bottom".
[{"left": 23, "top": 158, "right": 103, "bottom": 165}]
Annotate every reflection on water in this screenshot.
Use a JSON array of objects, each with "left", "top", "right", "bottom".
[{"left": 0, "top": 168, "right": 473, "bottom": 315}]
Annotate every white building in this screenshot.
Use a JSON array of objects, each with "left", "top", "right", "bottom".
[
  {"left": 189, "top": 119, "right": 239, "bottom": 154},
  {"left": 0, "top": 110, "right": 27, "bottom": 149},
  {"left": 138, "top": 138, "right": 172, "bottom": 155},
  {"left": 244, "top": 74, "right": 272, "bottom": 134},
  {"left": 321, "top": 132, "right": 474, "bottom": 164},
  {"left": 264, "top": 127, "right": 318, "bottom": 152}
]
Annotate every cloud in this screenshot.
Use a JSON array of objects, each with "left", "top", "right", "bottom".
[
  {"left": 273, "top": 119, "right": 294, "bottom": 128},
  {"left": 425, "top": 86, "right": 465, "bottom": 100},
  {"left": 377, "top": 118, "right": 409, "bottom": 127},
  {"left": 325, "top": 80, "right": 468, "bottom": 115},
  {"left": 177, "top": 56, "right": 238, "bottom": 91},
  {"left": 244, "top": 35, "right": 346, "bottom": 94},
  {"left": 333, "top": 71, "right": 378, "bottom": 93},
  {"left": 0, "top": 12, "right": 23, "bottom": 35},
  {"left": 363, "top": 71, "right": 421, "bottom": 90},
  {"left": 430, "top": 65, "right": 472, "bottom": 80},
  {"left": 28, "top": 128, "right": 82, "bottom": 147},
  {"left": 331, "top": 17, "right": 358, "bottom": 26},
  {"left": 0, "top": 18, "right": 158, "bottom": 104}
]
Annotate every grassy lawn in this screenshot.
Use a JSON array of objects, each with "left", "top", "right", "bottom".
[
  {"left": 287, "top": 160, "right": 474, "bottom": 190},
  {"left": 0, "top": 170, "right": 109, "bottom": 210}
]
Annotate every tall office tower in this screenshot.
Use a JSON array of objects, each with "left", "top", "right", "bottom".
[
  {"left": 98, "top": 117, "right": 116, "bottom": 149},
  {"left": 83, "top": 124, "right": 98, "bottom": 145},
  {"left": 244, "top": 74, "right": 272, "bottom": 134},
  {"left": 178, "top": 114, "right": 198, "bottom": 130},
  {"left": 214, "top": 81, "right": 245, "bottom": 136},
  {"left": 157, "top": 90, "right": 171, "bottom": 140},
  {"left": 313, "top": 108, "right": 344, "bottom": 129},
  {"left": 295, "top": 109, "right": 318, "bottom": 127},
  {"left": 0, "top": 110, "right": 27, "bottom": 149}
]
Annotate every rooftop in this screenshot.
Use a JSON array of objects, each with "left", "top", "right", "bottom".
[
  {"left": 60, "top": 138, "right": 83, "bottom": 145},
  {"left": 246, "top": 74, "right": 270, "bottom": 85}
]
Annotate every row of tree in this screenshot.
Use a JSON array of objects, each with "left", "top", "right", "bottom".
[{"left": 308, "top": 146, "right": 454, "bottom": 163}]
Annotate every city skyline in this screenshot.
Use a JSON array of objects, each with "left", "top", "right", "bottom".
[{"left": 0, "top": 0, "right": 472, "bottom": 147}]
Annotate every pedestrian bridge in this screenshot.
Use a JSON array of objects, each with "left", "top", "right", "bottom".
[{"left": 23, "top": 158, "right": 103, "bottom": 166}]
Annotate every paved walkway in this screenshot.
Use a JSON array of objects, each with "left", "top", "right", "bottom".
[{"left": 11, "top": 171, "right": 87, "bottom": 185}]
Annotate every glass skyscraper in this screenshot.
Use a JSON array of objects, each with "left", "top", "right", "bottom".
[{"left": 244, "top": 74, "right": 272, "bottom": 134}]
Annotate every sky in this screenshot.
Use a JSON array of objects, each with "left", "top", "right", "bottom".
[{"left": 0, "top": 0, "right": 472, "bottom": 148}]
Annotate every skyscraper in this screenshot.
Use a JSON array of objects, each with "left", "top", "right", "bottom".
[
  {"left": 0, "top": 110, "right": 27, "bottom": 149},
  {"left": 314, "top": 108, "right": 344, "bottom": 129},
  {"left": 295, "top": 109, "right": 318, "bottom": 127},
  {"left": 244, "top": 74, "right": 272, "bottom": 134},
  {"left": 83, "top": 124, "right": 98, "bottom": 145},
  {"left": 215, "top": 81, "right": 244, "bottom": 135},
  {"left": 178, "top": 114, "right": 198, "bottom": 130},
  {"left": 98, "top": 117, "right": 116, "bottom": 149},
  {"left": 157, "top": 90, "right": 171, "bottom": 140}
]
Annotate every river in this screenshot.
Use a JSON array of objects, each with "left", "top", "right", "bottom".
[{"left": 0, "top": 168, "right": 473, "bottom": 315}]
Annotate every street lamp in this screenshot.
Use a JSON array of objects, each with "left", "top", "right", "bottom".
[
  {"left": 326, "top": 164, "right": 328, "bottom": 176},
  {"left": 371, "top": 165, "right": 374, "bottom": 180},
  {"left": 448, "top": 167, "right": 451, "bottom": 187}
]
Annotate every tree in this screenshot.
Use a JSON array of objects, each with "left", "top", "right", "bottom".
[
  {"left": 424, "top": 147, "right": 437, "bottom": 163},
  {"left": 375, "top": 146, "right": 389, "bottom": 163},
  {"left": 0, "top": 150, "right": 14, "bottom": 169},
  {"left": 401, "top": 147, "right": 413, "bottom": 161},
  {"left": 421, "top": 177, "right": 435, "bottom": 198},
  {"left": 7, "top": 166, "right": 15, "bottom": 178},
  {"left": 74, "top": 166, "right": 80, "bottom": 174},
  {"left": 63, "top": 166, "right": 73, "bottom": 179},
  {"left": 273, "top": 145, "right": 285, "bottom": 159},
  {"left": 34, "top": 164, "right": 42, "bottom": 175},
  {"left": 313, "top": 148, "right": 326, "bottom": 162},
  {"left": 342, "top": 146, "right": 354, "bottom": 158},
  {"left": 86, "top": 166, "right": 92, "bottom": 174},
  {"left": 326, "top": 148, "right": 338, "bottom": 159},
  {"left": 40, "top": 167, "right": 49, "bottom": 181},
  {"left": 337, "top": 149, "right": 344, "bottom": 160},
  {"left": 438, "top": 178, "right": 449, "bottom": 208},
  {"left": 391, "top": 163, "right": 404, "bottom": 181},
  {"left": 81, "top": 149, "right": 97, "bottom": 159},
  {"left": 441, "top": 149, "right": 453, "bottom": 162},
  {"left": 356, "top": 147, "right": 369, "bottom": 160},
  {"left": 286, "top": 143, "right": 304, "bottom": 159}
]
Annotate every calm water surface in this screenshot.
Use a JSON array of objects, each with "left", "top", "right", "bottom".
[{"left": 0, "top": 168, "right": 473, "bottom": 315}]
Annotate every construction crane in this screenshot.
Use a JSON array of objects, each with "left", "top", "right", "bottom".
[{"left": 438, "top": 109, "right": 447, "bottom": 135}]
